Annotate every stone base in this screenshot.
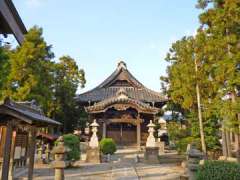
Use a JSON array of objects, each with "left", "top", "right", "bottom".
[
  {"left": 86, "top": 147, "right": 100, "bottom": 163},
  {"left": 144, "top": 147, "right": 159, "bottom": 164},
  {"left": 157, "top": 141, "right": 165, "bottom": 155}
]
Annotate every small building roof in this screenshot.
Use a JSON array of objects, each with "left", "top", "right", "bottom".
[
  {"left": 0, "top": 0, "right": 27, "bottom": 44},
  {"left": 85, "top": 88, "right": 160, "bottom": 114},
  {"left": 76, "top": 61, "right": 167, "bottom": 104},
  {"left": 0, "top": 98, "right": 61, "bottom": 126}
]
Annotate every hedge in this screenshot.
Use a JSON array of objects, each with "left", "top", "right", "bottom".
[
  {"left": 100, "top": 138, "right": 116, "bottom": 155},
  {"left": 196, "top": 160, "right": 240, "bottom": 180},
  {"left": 56, "top": 134, "right": 80, "bottom": 161}
]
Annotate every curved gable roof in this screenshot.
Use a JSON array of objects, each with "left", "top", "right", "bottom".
[{"left": 76, "top": 61, "right": 167, "bottom": 103}]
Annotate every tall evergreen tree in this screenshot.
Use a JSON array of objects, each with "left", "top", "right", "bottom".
[
  {"left": 52, "top": 55, "right": 86, "bottom": 133},
  {"left": 197, "top": 0, "right": 240, "bottom": 160},
  {"left": 4, "top": 26, "right": 55, "bottom": 114},
  {"left": 0, "top": 45, "right": 10, "bottom": 99},
  {"left": 162, "top": 31, "right": 221, "bottom": 154}
]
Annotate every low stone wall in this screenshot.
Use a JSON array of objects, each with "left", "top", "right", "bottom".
[{"left": 158, "top": 154, "right": 185, "bottom": 164}]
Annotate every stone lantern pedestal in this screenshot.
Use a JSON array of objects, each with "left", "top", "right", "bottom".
[
  {"left": 144, "top": 120, "right": 159, "bottom": 164},
  {"left": 51, "top": 136, "right": 69, "bottom": 180},
  {"left": 185, "top": 144, "right": 204, "bottom": 180},
  {"left": 86, "top": 120, "right": 100, "bottom": 163}
]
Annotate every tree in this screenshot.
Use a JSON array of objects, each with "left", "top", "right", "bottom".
[
  {"left": 162, "top": 31, "right": 222, "bottom": 154},
  {"left": 0, "top": 45, "right": 10, "bottom": 99},
  {"left": 197, "top": 0, "right": 240, "bottom": 160},
  {"left": 163, "top": 36, "right": 208, "bottom": 153},
  {"left": 52, "top": 55, "right": 86, "bottom": 133},
  {"left": 4, "top": 26, "right": 55, "bottom": 114}
]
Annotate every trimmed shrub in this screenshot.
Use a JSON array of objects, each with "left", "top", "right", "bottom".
[
  {"left": 196, "top": 160, "right": 240, "bottom": 180},
  {"left": 56, "top": 134, "right": 80, "bottom": 161},
  {"left": 100, "top": 138, "right": 117, "bottom": 155}
]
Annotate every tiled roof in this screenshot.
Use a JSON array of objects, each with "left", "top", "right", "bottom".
[
  {"left": 0, "top": 98, "right": 61, "bottom": 126},
  {"left": 85, "top": 88, "right": 160, "bottom": 114},
  {"left": 76, "top": 61, "right": 166, "bottom": 103}
]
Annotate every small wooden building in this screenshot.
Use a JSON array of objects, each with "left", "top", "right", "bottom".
[
  {"left": 76, "top": 61, "right": 166, "bottom": 149},
  {"left": 0, "top": 98, "right": 60, "bottom": 179}
]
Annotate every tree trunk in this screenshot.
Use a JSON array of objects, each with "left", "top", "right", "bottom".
[
  {"left": 194, "top": 57, "right": 207, "bottom": 155},
  {"left": 221, "top": 124, "right": 228, "bottom": 157},
  {"left": 226, "top": 131, "right": 232, "bottom": 157},
  {"left": 231, "top": 93, "right": 240, "bottom": 161}
]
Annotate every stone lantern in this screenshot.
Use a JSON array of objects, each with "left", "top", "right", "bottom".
[
  {"left": 157, "top": 117, "right": 167, "bottom": 154},
  {"left": 146, "top": 120, "right": 156, "bottom": 147},
  {"left": 89, "top": 120, "right": 99, "bottom": 148},
  {"left": 144, "top": 120, "right": 159, "bottom": 164},
  {"left": 86, "top": 119, "right": 100, "bottom": 163},
  {"left": 51, "top": 136, "right": 69, "bottom": 180}
]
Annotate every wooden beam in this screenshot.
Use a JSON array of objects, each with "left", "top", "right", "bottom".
[
  {"left": 1, "top": 121, "right": 13, "bottom": 180},
  {"left": 0, "top": 0, "right": 26, "bottom": 44},
  {"left": 26, "top": 126, "right": 37, "bottom": 180},
  {"left": 102, "top": 122, "right": 106, "bottom": 139},
  {"left": 9, "top": 130, "right": 16, "bottom": 180},
  {"left": 137, "top": 122, "right": 141, "bottom": 150}
]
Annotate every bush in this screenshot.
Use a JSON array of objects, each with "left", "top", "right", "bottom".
[
  {"left": 100, "top": 138, "right": 116, "bottom": 155},
  {"left": 196, "top": 161, "right": 240, "bottom": 180},
  {"left": 56, "top": 134, "right": 80, "bottom": 161}
]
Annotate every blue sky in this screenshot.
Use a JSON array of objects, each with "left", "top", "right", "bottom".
[{"left": 13, "top": 0, "right": 201, "bottom": 93}]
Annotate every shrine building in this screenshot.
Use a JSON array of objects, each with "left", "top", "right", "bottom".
[{"left": 76, "top": 61, "right": 167, "bottom": 149}]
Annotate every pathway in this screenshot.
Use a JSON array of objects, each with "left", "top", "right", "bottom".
[{"left": 16, "top": 148, "right": 184, "bottom": 180}]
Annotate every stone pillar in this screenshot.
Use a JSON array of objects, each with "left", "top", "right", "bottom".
[
  {"left": 102, "top": 122, "right": 106, "bottom": 139},
  {"left": 45, "top": 144, "right": 51, "bottom": 163},
  {"left": 137, "top": 122, "right": 141, "bottom": 150},
  {"left": 2, "top": 121, "right": 13, "bottom": 180},
  {"left": 36, "top": 144, "right": 43, "bottom": 163},
  {"left": 51, "top": 136, "right": 68, "bottom": 180},
  {"left": 27, "top": 126, "right": 37, "bottom": 180},
  {"left": 185, "top": 144, "right": 204, "bottom": 180},
  {"left": 144, "top": 120, "right": 159, "bottom": 164},
  {"left": 86, "top": 120, "right": 100, "bottom": 163}
]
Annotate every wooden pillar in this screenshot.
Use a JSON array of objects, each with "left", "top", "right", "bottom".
[
  {"left": 2, "top": 121, "right": 13, "bottom": 180},
  {"left": 102, "top": 122, "right": 106, "bottom": 139},
  {"left": 8, "top": 131, "right": 16, "bottom": 180},
  {"left": 0, "top": 126, "right": 7, "bottom": 176},
  {"left": 27, "top": 126, "right": 37, "bottom": 180},
  {"left": 137, "top": 121, "right": 141, "bottom": 150}
]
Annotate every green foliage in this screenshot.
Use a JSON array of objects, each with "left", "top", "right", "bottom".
[
  {"left": 51, "top": 55, "right": 86, "bottom": 132},
  {"left": 162, "top": 0, "right": 240, "bottom": 155},
  {"left": 56, "top": 134, "right": 80, "bottom": 161},
  {"left": 100, "top": 138, "right": 117, "bottom": 155},
  {"left": 0, "top": 45, "right": 10, "bottom": 99},
  {"left": 5, "top": 26, "right": 55, "bottom": 113},
  {"left": 196, "top": 161, "right": 240, "bottom": 180},
  {"left": 167, "top": 122, "right": 196, "bottom": 153},
  {"left": 1, "top": 26, "right": 86, "bottom": 132}
]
